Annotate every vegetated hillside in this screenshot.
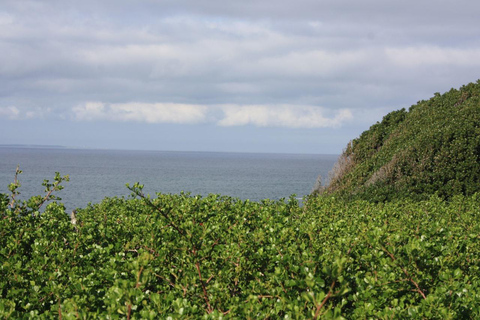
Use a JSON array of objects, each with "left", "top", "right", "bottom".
[{"left": 315, "top": 80, "right": 480, "bottom": 202}]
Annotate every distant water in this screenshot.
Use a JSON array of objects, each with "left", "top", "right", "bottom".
[{"left": 0, "top": 147, "right": 338, "bottom": 212}]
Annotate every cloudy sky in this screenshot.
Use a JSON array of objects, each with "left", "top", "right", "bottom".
[{"left": 1, "top": 0, "right": 479, "bottom": 154}]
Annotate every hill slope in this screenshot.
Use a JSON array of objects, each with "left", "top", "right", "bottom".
[{"left": 316, "top": 80, "right": 480, "bottom": 201}]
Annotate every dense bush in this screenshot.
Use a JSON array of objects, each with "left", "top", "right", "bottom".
[
  {"left": 317, "top": 80, "right": 480, "bottom": 202},
  {"left": 1, "top": 173, "right": 480, "bottom": 318}
]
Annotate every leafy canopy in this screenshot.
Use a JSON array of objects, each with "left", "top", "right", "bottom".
[{"left": 1, "top": 170, "right": 480, "bottom": 318}]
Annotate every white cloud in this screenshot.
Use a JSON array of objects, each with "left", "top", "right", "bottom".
[
  {"left": 72, "top": 102, "right": 208, "bottom": 124},
  {"left": 0, "top": 106, "right": 50, "bottom": 120},
  {"left": 72, "top": 102, "right": 352, "bottom": 128},
  {"left": 218, "top": 105, "right": 352, "bottom": 128},
  {"left": 0, "top": 106, "right": 21, "bottom": 119},
  {"left": 72, "top": 102, "right": 107, "bottom": 121}
]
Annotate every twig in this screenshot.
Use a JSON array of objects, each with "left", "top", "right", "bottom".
[
  {"left": 313, "top": 280, "right": 336, "bottom": 319},
  {"left": 195, "top": 262, "right": 212, "bottom": 313},
  {"left": 9, "top": 165, "right": 21, "bottom": 207},
  {"left": 130, "top": 184, "right": 216, "bottom": 314},
  {"left": 381, "top": 246, "right": 426, "bottom": 299},
  {"left": 58, "top": 299, "right": 62, "bottom": 320},
  {"left": 130, "top": 187, "right": 185, "bottom": 237},
  {"left": 126, "top": 303, "right": 132, "bottom": 320},
  {"left": 38, "top": 186, "right": 56, "bottom": 210},
  {"left": 206, "top": 275, "right": 214, "bottom": 284},
  {"left": 136, "top": 266, "right": 144, "bottom": 288},
  {"left": 154, "top": 273, "right": 175, "bottom": 287}
]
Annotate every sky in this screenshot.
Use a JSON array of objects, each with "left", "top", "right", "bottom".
[{"left": 1, "top": 0, "right": 479, "bottom": 154}]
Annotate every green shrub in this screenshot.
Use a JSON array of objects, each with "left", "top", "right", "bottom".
[{"left": 2, "top": 172, "right": 480, "bottom": 318}]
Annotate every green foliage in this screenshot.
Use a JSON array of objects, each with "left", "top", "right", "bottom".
[
  {"left": 1, "top": 172, "right": 480, "bottom": 318},
  {"left": 4, "top": 165, "right": 70, "bottom": 217},
  {"left": 320, "top": 80, "right": 480, "bottom": 201}
]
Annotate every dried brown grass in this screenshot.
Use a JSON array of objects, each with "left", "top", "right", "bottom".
[{"left": 312, "top": 141, "right": 356, "bottom": 195}]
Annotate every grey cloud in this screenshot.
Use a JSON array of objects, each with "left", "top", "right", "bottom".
[{"left": 1, "top": 0, "right": 480, "bottom": 128}]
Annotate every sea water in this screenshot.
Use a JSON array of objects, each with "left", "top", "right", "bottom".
[{"left": 0, "top": 147, "right": 337, "bottom": 212}]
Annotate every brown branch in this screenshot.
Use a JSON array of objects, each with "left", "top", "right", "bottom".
[
  {"left": 376, "top": 278, "right": 409, "bottom": 287},
  {"left": 38, "top": 186, "right": 57, "bottom": 210},
  {"left": 141, "top": 245, "right": 158, "bottom": 256},
  {"left": 206, "top": 275, "right": 214, "bottom": 284},
  {"left": 9, "top": 165, "right": 21, "bottom": 207},
  {"left": 347, "top": 242, "right": 356, "bottom": 255},
  {"left": 314, "top": 280, "right": 336, "bottom": 320},
  {"left": 276, "top": 248, "right": 284, "bottom": 258},
  {"left": 135, "top": 266, "right": 144, "bottom": 289},
  {"left": 182, "top": 285, "right": 188, "bottom": 297},
  {"left": 38, "top": 292, "right": 54, "bottom": 303},
  {"left": 382, "top": 246, "right": 426, "bottom": 300},
  {"left": 58, "top": 299, "right": 63, "bottom": 320},
  {"left": 154, "top": 274, "right": 175, "bottom": 287},
  {"left": 195, "top": 261, "right": 212, "bottom": 313},
  {"left": 257, "top": 295, "right": 282, "bottom": 300},
  {"left": 126, "top": 303, "right": 132, "bottom": 320},
  {"left": 135, "top": 190, "right": 186, "bottom": 237},
  {"left": 131, "top": 185, "right": 216, "bottom": 314}
]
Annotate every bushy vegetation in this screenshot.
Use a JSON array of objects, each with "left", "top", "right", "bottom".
[
  {"left": 315, "top": 80, "right": 480, "bottom": 202},
  {"left": 2, "top": 171, "right": 480, "bottom": 318}
]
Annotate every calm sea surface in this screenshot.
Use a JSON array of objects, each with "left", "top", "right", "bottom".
[{"left": 0, "top": 147, "right": 338, "bottom": 212}]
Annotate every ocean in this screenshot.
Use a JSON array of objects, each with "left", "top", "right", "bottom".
[{"left": 0, "top": 147, "right": 338, "bottom": 212}]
